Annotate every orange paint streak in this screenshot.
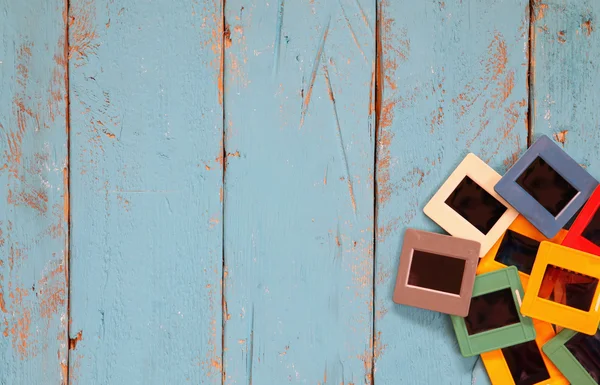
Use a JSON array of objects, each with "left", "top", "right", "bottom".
[
  {"left": 49, "top": 31, "right": 68, "bottom": 126},
  {"left": 503, "top": 135, "right": 522, "bottom": 169},
  {"left": 0, "top": 226, "right": 4, "bottom": 314},
  {"left": 553, "top": 130, "right": 568, "bottom": 146},
  {"left": 406, "top": 168, "right": 427, "bottom": 188},
  {"left": 8, "top": 245, "right": 23, "bottom": 272},
  {"left": 69, "top": 330, "right": 83, "bottom": 350},
  {"left": 379, "top": 12, "right": 409, "bottom": 91},
  {"left": 68, "top": 353, "right": 83, "bottom": 384},
  {"left": 373, "top": 331, "right": 386, "bottom": 361},
  {"left": 376, "top": 1, "right": 409, "bottom": 206},
  {"left": 455, "top": 32, "right": 510, "bottom": 125},
  {"left": 218, "top": 56, "right": 224, "bottom": 106},
  {"left": 0, "top": 290, "right": 6, "bottom": 314},
  {"left": 376, "top": 300, "right": 388, "bottom": 320},
  {"left": 8, "top": 287, "right": 31, "bottom": 359},
  {"left": 534, "top": 3, "right": 548, "bottom": 22},
  {"left": 358, "top": 344, "right": 373, "bottom": 383},
  {"left": 357, "top": 330, "right": 386, "bottom": 384},
  {"left": 500, "top": 70, "right": 515, "bottom": 104},
  {"left": 2, "top": 21, "right": 68, "bottom": 360},
  {"left": 5, "top": 44, "right": 35, "bottom": 177},
  {"left": 351, "top": 241, "right": 373, "bottom": 302},
  {"left": 484, "top": 100, "right": 527, "bottom": 163},
  {"left": 63, "top": 168, "right": 70, "bottom": 223},
  {"left": 116, "top": 195, "right": 131, "bottom": 212},
  {"left": 200, "top": 0, "right": 224, "bottom": 103},
  {"left": 69, "top": 0, "right": 99, "bottom": 66},
  {"left": 430, "top": 106, "right": 444, "bottom": 133},
  {"left": 7, "top": 189, "right": 49, "bottom": 214},
  {"left": 376, "top": 217, "right": 399, "bottom": 243},
  {"left": 61, "top": 362, "right": 68, "bottom": 381},
  {"left": 583, "top": 20, "right": 594, "bottom": 36},
  {"left": 224, "top": 24, "right": 232, "bottom": 49},
  {"left": 225, "top": 22, "right": 249, "bottom": 93},
  {"left": 38, "top": 262, "right": 66, "bottom": 319},
  {"left": 453, "top": 31, "right": 527, "bottom": 164},
  {"left": 299, "top": 26, "right": 330, "bottom": 129},
  {"left": 489, "top": 33, "right": 508, "bottom": 78},
  {"left": 200, "top": 267, "right": 222, "bottom": 379},
  {"left": 376, "top": 128, "right": 394, "bottom": 205}
]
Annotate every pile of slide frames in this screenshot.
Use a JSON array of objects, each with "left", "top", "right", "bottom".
[{"left": 393, "top": 135, "right": 600, "bottom": 385}]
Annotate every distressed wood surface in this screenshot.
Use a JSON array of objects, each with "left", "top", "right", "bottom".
[
  {"left": 375, "top": 0, "right": 529, "bottom": 384},
  {"left": 0, "top": 1, "right": 69, "bottom": 384},
  {"left": 531, "top": 0, "right": 600, "bottom": 181},
  {"left": 5, "top": 0, "right": 600, "bottom": 383},
  {"left": 222, "top": 0, "right": 375, "bottom": 383},
  {"left": 68, "top": 0, "right": 223, "bottom": 384}
]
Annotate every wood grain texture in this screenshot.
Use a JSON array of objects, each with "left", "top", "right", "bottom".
[
  {"left": 0, "top": 1, "right": 69, "bottom": 383},
  {"left": 7, "top": 0, "right": 597, "bottom": 383},
  {"left": 222, "top": 0, "right": 375, "bottom": 383},
  {"left": 68, "top": 1, "right": 223, "bottom": 384},
  {"left": 531, "top": 0, "right": 600, "bottom": 181},
  {"left": 375, "top": 0, "right": 529, "bottom": 383}
]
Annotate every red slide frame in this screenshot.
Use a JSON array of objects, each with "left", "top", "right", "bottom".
[{"left": 562, "top": 186, "right": 600, "bottom": 256}]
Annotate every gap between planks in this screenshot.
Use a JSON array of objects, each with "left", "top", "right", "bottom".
[
  {"left": 220, "top": 0, "right": 227, "bottom": 384},
  {"left": 372, "top": 0, "right": 381, "bottom": 383},
  {"left": 64, "top": 0, "right": 72, "bottom": 383},
  {"left": 527, "top": 0, "right": 536, "bottom": 148}
]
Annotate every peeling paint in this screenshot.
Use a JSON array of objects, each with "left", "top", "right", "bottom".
[
  {"left": 38, "top": 262, "right": 66, "bottom": 319},
  {"left": 533, "top": 2, "right": 548, "bottom": 22},
  {"left": 583, "top": 19, "right": 594, "bottom": 36},
  {"left": 69, "top": 330, "right": 83, "bottom": 350},
  {"left": 553, "top": 130, "right": 568, "bottom": 146},
  {"left": 376, "top": 1, "right": 410, "bottom": 206},
  {"left": 503, "top": 135, "right": 522, "bottom": 169},
  {"left": 69, "top": 0, "right": 99, "bottom": 66},
  {"left": 376, "top": 129, "right": 394, "bottom": 205}
]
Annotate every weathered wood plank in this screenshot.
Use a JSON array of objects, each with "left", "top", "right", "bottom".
[
  {"left": 531, "top": 0, "right": 600, "bottom": 182},
  {"left": 0, "top": 1, "right": 69, "bottom": 383},
  {"left": 68, "top": 1, "right": 223, "bottom": 383},
  {"left": 375, "top": 0, "right": 529, "bottom": 383},
  {"left": 223, "top": 0, "right": 375, "bottom": 383}
]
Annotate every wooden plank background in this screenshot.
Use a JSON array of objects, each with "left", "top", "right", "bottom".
[
  {"left": 375, "top": 1, "right": 529, "bottom": 384},
  {"left": 0, "top": 0, "right": 598, "bottom": 384},
  {"left": 68, "top": 0, "right": 223, "bottom": 384},
  {"left": 223, "top": 1, "right": 374, "bottom": 384},
  {"left": 0, "top": 1, "right": 69, "bottom": 384}
]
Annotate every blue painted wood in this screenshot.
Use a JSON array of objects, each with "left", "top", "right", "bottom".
[
  {"left": 222, "top": 0, "right": 375, "bottom": 383},
  {"left": 9, "top": 0, "right": 599, "bottom": 383},
  {"left": 375, "top": 0, "right": 529, "bottom": 383},
  {"left": 68, "top": 1, "right": 223, "bottom": 384},
  {"left": 0, "top": 1, "right": 68, "bottom": 384},
  {"left": 531, "top": 0, "right": 600, "bottom": 181}
]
